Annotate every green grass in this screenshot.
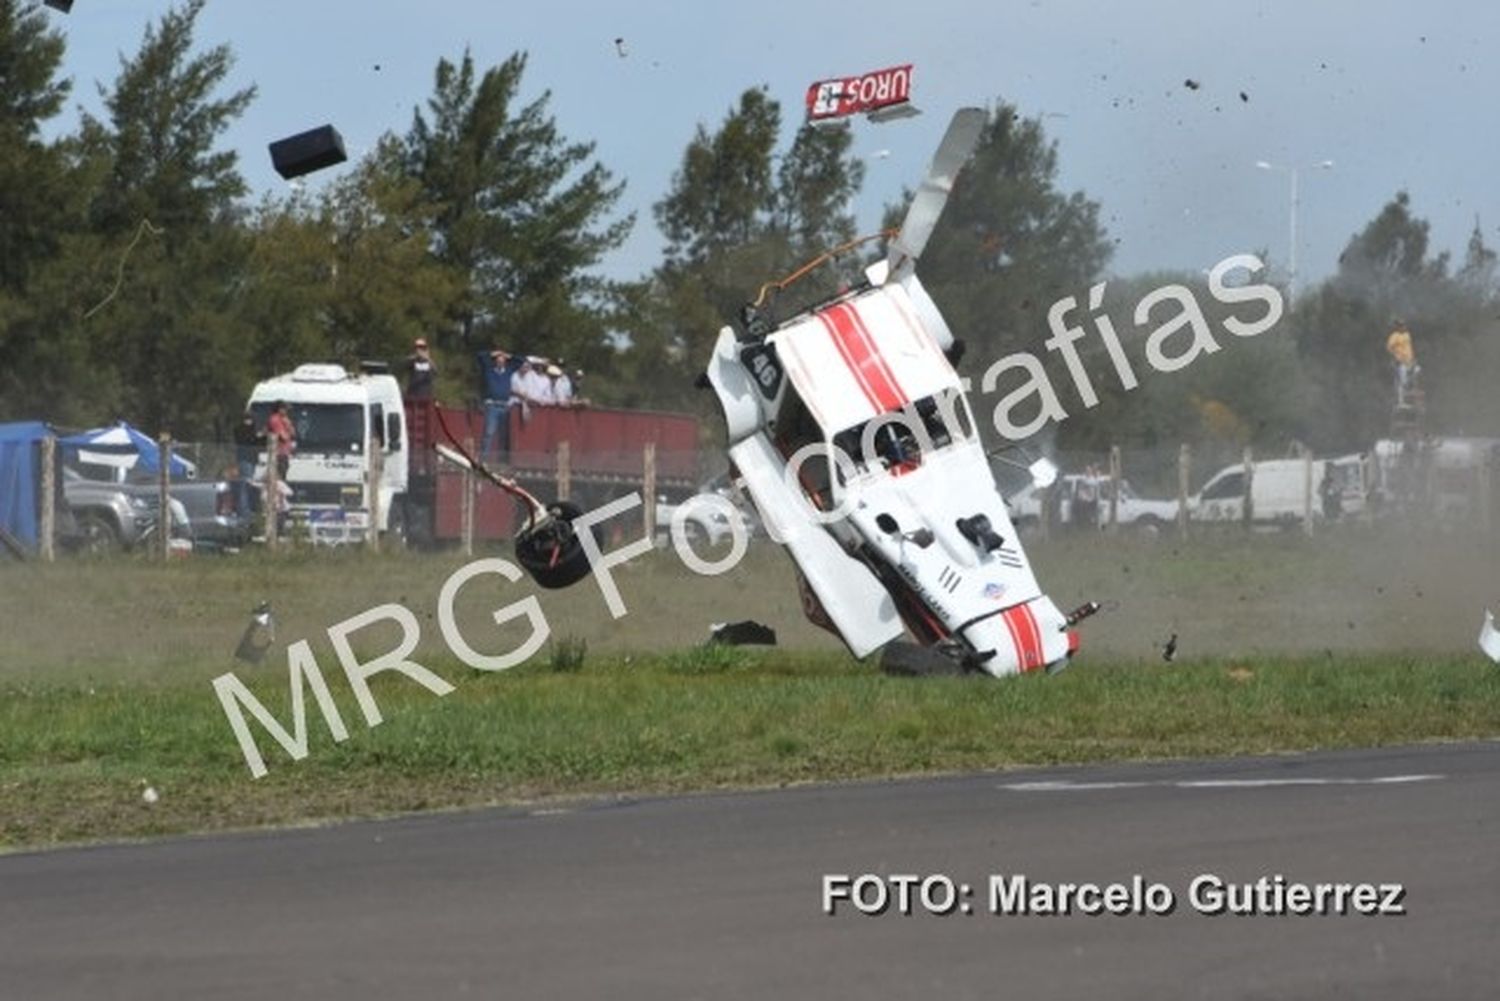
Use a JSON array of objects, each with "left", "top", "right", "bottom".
[
  {"left": 3, "top": 531, "right": 1497, "bottom": 850},
  {"left": 2, "top": 650, "right": 1496, "bottom": 851}
]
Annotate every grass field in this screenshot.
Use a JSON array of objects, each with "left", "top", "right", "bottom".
[
  {"left": 1, "top": 530, "right": 1497, "bottom": 850},
  {"left": 2, "top": 651, "right": 1496, "bottom": 850}
]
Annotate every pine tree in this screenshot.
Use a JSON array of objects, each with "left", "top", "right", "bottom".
[{"left": 403, "top": 49, "right": 630, "bottom": 372}]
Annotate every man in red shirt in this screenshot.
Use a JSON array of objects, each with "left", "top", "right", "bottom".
[{"left": 266, "top": 401, "right": 296, "bottom": 481}]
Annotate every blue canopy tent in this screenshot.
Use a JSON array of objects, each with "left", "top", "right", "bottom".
[
  {"left": 0, "top": 421, "right": 50, "bottom": 556},
  {"left": 58, "top": 422, "right": 196, "bottom": 480}
]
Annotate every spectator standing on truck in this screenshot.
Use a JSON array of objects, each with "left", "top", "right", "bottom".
[
  {"left": 516, "top": 359, "right": 555, "bottom": 408},
  {"left": 476, "top": 349, "right": 523, "bottom": 463},
  {"left": 550, "top": 363, "right": 574, "bottom": 405},
  {"left": 232, "top": 411, "right": 264, "bottom": 517},
  {"left": 404, "top": 338, "right": 437, "bottom": 399},
  {"left": 266, "top": 401, "right": 296, "bottom": 481}
]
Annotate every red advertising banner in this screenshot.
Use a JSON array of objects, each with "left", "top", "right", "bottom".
[{"left": 805, "top": 64, "right": 914, "bottom": 122}]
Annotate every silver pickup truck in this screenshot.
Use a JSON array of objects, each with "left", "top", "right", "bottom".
[{"left": 62, "top": 468, "right": 249, "bottom": 553}]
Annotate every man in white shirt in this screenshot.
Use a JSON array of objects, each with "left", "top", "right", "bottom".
[
  {"left": 515, "top": 360, "right": 555, "bottom": 407},
  {"left": 549, "top": 363, "right": 573, "bottom": 405}
]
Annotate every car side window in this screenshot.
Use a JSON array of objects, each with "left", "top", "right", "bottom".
[{"left": 1201, "top": 472, "right": 1244, "bottom": 500}]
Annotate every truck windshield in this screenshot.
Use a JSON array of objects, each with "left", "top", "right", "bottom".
[{"left": 252, "top": 402, "right": 365, "bottom": 454}]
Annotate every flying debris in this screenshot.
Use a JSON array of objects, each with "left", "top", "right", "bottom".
[
  {"left": 234, "top": 601, "right": 275, "bottom": 664},
  {"left": 709, "top": 621, "right": 778, "bottom": 646},
  {"left": 697, "top": 109, "right": 1093, "bottom": 677},
  {"left": 1183, "top": 78, "right": 1201, "bottom": 90},
  {"left": 433, "top": 441, "right": 596, "bottom": 589},
  {"left": 1162, "top": 633, "right": 1179, "bottom": 663},
  {"left": 1239, "top": 91, "right": 1249, "bottom": 102},
  {"left": 806, "top": 63, "right": 919, "bottom": 125},
  {"left": 268, "top": 124, "right": 348, "bottom": 180},
  {"left": 614, "top": 37, "right": 627, "bottom": 58}
]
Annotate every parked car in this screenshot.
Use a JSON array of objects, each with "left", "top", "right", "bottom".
[
  {"left": 62, "top": 467, "right": 192, "bottom": 553},
  {"left": 69, "top": 461, "right": 250, "bottom": 550},
  {"left": 136, "top": 473, "right": 247, "bottom": 549},
  {"left": 1191, "top": 454, "right": 1367, "bottom": 526},
  {"left": 1008, "top": 475, "right": 1178, "bottom": 533},
  {"left": 654, "top": 490, "right": 757, "bottom": 546}
]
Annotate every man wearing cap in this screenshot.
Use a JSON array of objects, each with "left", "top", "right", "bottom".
[
  {"left": 550, "top": 363, "right": 574, "bottom": 406},
  {"left": 476, "top": 348, "right": 524, "bottom": 463},
  {"left": 517, "top": 359, "right": 556, "bottom": 407},
  {"left": 404, "top": 338, "right": 437, "bottom": 399}
]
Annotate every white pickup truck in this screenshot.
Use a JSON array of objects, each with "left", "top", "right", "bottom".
[
  {"left": 1008, "top": 475, "right": 1179, "bottom": 533},
  {"left": 1192, "top": 454, "right": 1367, "bottom": 526}
]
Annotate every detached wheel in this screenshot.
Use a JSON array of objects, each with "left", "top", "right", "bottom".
[
  {"left": 515, "top": 501, "right": 597, "bottom": 589},
  {"left": 75, "top": 512, "right": 122, "bottom": 555}
]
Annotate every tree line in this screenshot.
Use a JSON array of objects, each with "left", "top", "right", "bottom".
[{"left": 0, "top": 0, "right": 1494, "bottom": 454}]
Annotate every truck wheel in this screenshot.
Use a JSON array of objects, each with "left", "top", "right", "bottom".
[
  {"left": 515, "top": 501, "right": 597, "bottom": 589},
  {"left": 75, "top": 512, "right": 122, "bottom": 555},
  {"left": 1134, "top": 515, "right": 1164, "bottom": 538},
  {"left": 384, "top": 499, "right": 407, "bottom": 551}
]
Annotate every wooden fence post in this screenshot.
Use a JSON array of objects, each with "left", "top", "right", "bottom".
[
  {"left": 367, "top": 444, "right": 382, "bottom": 552},
  {"left": 1302, "top": 443, "right": 1315, "bottom": 537},
  {"left": 556, "top": 440, "right": 571, "bottom": 502},
  {"left": 1242, "top": 444, "right": 1255, "bottom": 529},
  {"left": 1107, "top": 444, "right": 1121, "bottom": 532},
  {"left": 39, "top": 435, "right": 55, "bottom": 562},
  {"left": 461, "top": 435, "right": 475, "bottom": 557},
  {"left": 1177, "top": 442, "right": 1191, "bottom": 540},
  {"left": 643, "top": 441, "right": 657, "bottom": 542},
  {"left": 264, "top": 439, "right": 279, "bottom": 549},
  {"left": 1479, "top": 449, "right": 1494, "bottom": 536},
  {"left": 158, "top": 432, "right": 172, "bottom": 561}
]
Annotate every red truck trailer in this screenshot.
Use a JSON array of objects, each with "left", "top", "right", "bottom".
[{"left": 402, "top": 400, "right": 701, "bottom": 545}]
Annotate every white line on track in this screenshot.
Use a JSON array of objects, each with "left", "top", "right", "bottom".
[{"left": 999, "top": 774, "right": 1444, "bottom": 792}]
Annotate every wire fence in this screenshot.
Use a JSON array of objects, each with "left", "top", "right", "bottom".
[
  {"left": 8, "top": 429, "right": 1496, "bottom": 564},
  {"left": 1010, "top": 440, "right": 1499, "bottom": 540}
]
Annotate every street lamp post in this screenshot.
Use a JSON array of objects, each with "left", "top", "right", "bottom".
[{"left": 1255, "top": 159, "right": 1334, "bottom": 307}]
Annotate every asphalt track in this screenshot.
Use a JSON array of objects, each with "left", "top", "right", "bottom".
[{"left": 2, "top": 742, "right": 1496, "bottom": 1000}]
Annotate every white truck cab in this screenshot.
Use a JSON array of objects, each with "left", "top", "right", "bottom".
[{"left": 247, "top": 363, "right": 408, "bottom": 545}]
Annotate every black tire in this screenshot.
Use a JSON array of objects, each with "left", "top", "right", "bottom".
[
  {"left": 74, "top": 511, "right": 122, "bottom": 555},
  {"left": 405, "top": 500, "right": 434, "bottom": 549},
  {"left": 1134, "top": 515, "right": 1164, "bottom": 538},
  {"left": 515, "top": 501, "right": 598, "bottom": 589},
  {"left": 384, "top": 497, "right": 407, "bottom": 551}
]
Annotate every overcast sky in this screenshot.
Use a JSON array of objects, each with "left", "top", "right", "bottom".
[{"left": 44, "top": 0, "right": 1500, "bottom": 291}]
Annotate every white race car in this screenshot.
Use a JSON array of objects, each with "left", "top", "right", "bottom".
[{"left": 701, "top": 108, "right": 1093, "bottom": 676}]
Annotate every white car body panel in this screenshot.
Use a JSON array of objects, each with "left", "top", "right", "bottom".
[{"left": 703, "top": 108, "right": 1081, "bottom": 676}]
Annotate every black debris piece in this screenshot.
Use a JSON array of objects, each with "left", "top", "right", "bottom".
[
  {"left": 614, "top": 37, "right": 627, "bottom": 58},
  {"left": 1161, "top": 633, "right": 1178, "bottom": 663},
  {"left": 234, "top": 601, "right": 275, "bottom": 664},
  {"left": 268, "top": 124, "right": 348, "bottom": 180},
  {"left": 1183, "top": 78, "right": 1201, "bottom": 90},
  {"left": 1239, "top": 91, "right": 1249, "bottom": 102},
  {"left": 709, "top": 620, "right": 778, "bottom": 646}
]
